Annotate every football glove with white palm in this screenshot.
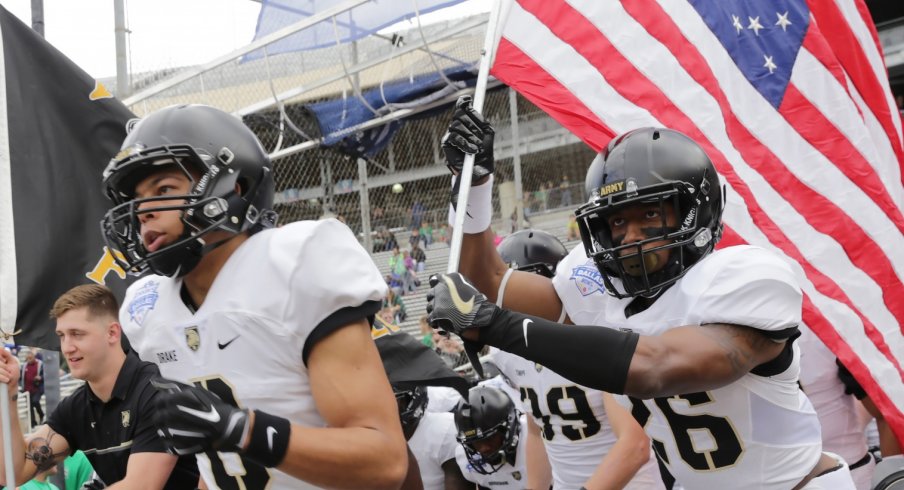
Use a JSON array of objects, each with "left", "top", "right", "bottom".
[{"left": 151, "top": 377, "right": 249, "bottom": 456}]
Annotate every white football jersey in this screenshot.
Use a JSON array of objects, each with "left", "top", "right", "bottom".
[
  {"left": 455, "top": 414, "right": 529, "bottom": 487},
  {"left": 799, "top": 325, "right": 872, "bottom": 489},
  {"left": 120, "top": 219, "right": 387, "bottom": 490},
  {"left": 408, "top": 411, "right": 460, "bottom": 490},
  {"left": 491, "top": 349, "right": 661, "bottom": 489},
  {"left": 426, "top": 386, "right": 464, "bottom": 413},
  {"left": 553, "top": 244, "right": 823, "bottom": 490}
]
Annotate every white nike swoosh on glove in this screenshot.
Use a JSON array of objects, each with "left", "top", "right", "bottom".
[
  {"left": 523, "top": 319, "right": 532, "bottom": 347},
  {"left": 179, "top": 405, "right": 220, "bottom": 423}
]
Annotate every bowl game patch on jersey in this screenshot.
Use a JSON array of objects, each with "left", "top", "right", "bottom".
[
  {"left": 570, "top": 264, "right": 606, "bottom": 296},
  {"left": 128, "top": 280, "right": 160, "bottom": 326}
]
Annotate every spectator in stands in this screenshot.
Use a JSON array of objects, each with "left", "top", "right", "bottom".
[
  {"left": 410, "top": 200, "right": 426, "bottom": 230},
  {"left": 388, "top": 246, "right": 408, "bottom": 294},
  {"left": 534, "top": 183, "right": 548, "bottom": 212},
  {"left": 385, "top": 274, "right": 403, "bottom": 297},
  {"left": 402, "top": 250, "right": 420, "bottom": 292},
  {"left": 419, "top": 316, "right": 434, "bottom": 349},
  {"left": 566, "top": 214, "right": 580, "bottom": 241},
  {"left": 437, "top": 224, "right": 450, "bottom": 246},
  {"left": 410, "top": 244, "right": 427, "bottom": 274},
  {"left": 409, "top": 228, "right": 423, "bottom": 250},
  {"left": 419, "top": 220, "right": 434, "bottom": 248},
  {"left": 560, "top": 175, "right": 572, "bottom": 207},
  {"left": 384, "top": 289, "right": 408, "bottom": 324},
  {"left": 20, "top": 348, "right": 44, "bottom": 428},
  {"left": 383, "top": 229, "right": 399, "bottom": 252}
]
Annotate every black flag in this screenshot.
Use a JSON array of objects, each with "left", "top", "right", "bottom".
[
  {"left": 0, "top": 6, "right": 135, "bottom": 349},
  {"left": 372, "top": 316, "right": 471, "bottom": 398}
]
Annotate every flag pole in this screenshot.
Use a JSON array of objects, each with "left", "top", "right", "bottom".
[
  {"left": 446, "top": 0, "right": 504, "bottom": 378},
  {"left": 447, "top": 0, "right": 504, "bottom": 274},
  {"left": 1, "top": 381, "right": 13, "bottom": 488}
]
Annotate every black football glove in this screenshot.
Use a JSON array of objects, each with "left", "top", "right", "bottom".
[
  {"left": 835, "top": 358, "right": 867, "bottom": 400},
  {"left": 80, "top": 476, "right": 106, "bottom": 490},
  {"left": 442, "top": 95, "right": 495, "bottom": 183},
  {"left": 151, "top": 377, "right": 249, "bottom": 456},
  {"left": 426, "top": 273, "right": 498, "bottom": 337}
]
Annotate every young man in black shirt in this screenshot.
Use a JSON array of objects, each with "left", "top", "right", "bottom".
[{"left": 0, "top": 284, "right": 198, "bottom": 488}]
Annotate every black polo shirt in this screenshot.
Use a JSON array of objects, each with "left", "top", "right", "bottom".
[{"left": 45, "top": 351, "right": 198, "bottom": 488}]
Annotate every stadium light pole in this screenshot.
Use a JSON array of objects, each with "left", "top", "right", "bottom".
[{"left": 114, "top": 0, "right": 129, "bottom": 97}]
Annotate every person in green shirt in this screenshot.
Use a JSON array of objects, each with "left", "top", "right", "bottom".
[
  {"left": 63, "top": 450, "right": 94, "bottom": 490},
  {"left": 418, "top": 221, "right": 434, "bottom": 248},
  {"left": 19, "top": 465, "right": 59, "bottom": 490}
]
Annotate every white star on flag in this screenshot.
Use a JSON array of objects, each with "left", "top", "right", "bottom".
[
  {"left": 732, "top": 14, "right": 743, "bottom": 34},
  {"left": 776, "top": 11, "right": 792, "bottom": 32},
  {"left": 747, "top": 16, "right": 764, "bottom": 36},
  {"left": 763, "top": 54, "right": 777, "bottom": 74}
]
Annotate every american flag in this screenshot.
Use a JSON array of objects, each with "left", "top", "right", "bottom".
[{"left": 490, "top": 0, "right": 904, "bottom": 442}]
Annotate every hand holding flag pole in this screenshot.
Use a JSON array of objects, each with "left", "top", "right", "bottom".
[{"left": 446, "top": 0, "right": 504, "bottom": 379}]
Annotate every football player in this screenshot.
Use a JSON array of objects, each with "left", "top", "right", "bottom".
[
  {"left": 454, "top": 385, "right": 527, "bottom": 487},
  {"left": 798, "top": 325, "right": 875, "bottom": 489},
  {"left": 394, "top": 385, "right": 472, "bottom": 490},
  {"left": 493, "top": 229, "right": 662, "bottom": 489},
  {"left": 101, "top": 104, "right": 407, "bottom": 489},
  {"left": 429, "top": 97, "right": 856, "bottom": 490}
]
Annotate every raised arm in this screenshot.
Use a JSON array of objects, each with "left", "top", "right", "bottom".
[
  {"left": 443, "top": 96, "right": 562, "bottom": 320},
  {"left": 428, "top": 272, "right": 786, "bottom": 399}
]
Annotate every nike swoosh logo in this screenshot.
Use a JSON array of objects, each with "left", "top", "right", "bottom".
[
  {"left": 217, "top": 335, "right": 240, "bottom": 350},
  {"left": 443, "top": 276, "right": 474, "bottom": 314},
  {"left": 522, "top": 319, "right": 532, "bottom": 347},
  {"left": 266, "top": 426, "right": 278, "bottom": 451},
  {"left": 178, "top": 405, "right": 220, "bottom": 423}
]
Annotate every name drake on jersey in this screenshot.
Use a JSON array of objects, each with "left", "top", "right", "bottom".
[{"left": 156, "top": 350, "right": 178, "bottom": 364}]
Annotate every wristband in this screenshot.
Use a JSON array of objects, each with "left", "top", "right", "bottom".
[
  {"left": 448, "top": 174, "right": 493, "bottom": 234},
  {"left": 244, "top": 410, "right": 291, "bottom": 468}
]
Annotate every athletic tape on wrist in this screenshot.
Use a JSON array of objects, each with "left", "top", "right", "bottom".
[
  {"left": 448, "top": 174, "right": 493, "bottom": 234},
  {"left": 244, "top": 410, "right": 291, "bottom": 468}
]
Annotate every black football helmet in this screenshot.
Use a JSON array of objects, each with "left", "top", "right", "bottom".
[
  {"left": 575, "top": 127, "right": 723, "bottom": 298},
  {"left": 394, "top": 385, "right": 428, "bottom": 435},
  {"left": 454, "top": 386, "right": 520, "bottom": 475},
  {"left": 496, "top": 229, "right": 568, "bottom": 278},
  {"left": 101, "top": 104, "right": 277, "bottom": 277}
]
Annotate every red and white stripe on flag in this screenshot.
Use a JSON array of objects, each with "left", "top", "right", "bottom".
[{"left": 490, "top": 0, "right": 904, "bottom": 443}]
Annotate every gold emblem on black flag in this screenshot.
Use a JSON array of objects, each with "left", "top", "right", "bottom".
[{"left": 185, "top": 326, "right": 201, "bottom": 352}]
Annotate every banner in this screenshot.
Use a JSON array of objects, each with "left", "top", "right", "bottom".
[{"left": 0, "top": 6, "right": 135, "bottom": 349}]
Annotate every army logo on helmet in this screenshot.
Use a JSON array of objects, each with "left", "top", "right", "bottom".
[{"left": 185, "top": 326, "right": 201, "bottom": 352}]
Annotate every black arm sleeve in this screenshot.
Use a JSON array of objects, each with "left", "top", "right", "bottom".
[{"left": 478, "top": 308, "right": 639, "bottom": 394}]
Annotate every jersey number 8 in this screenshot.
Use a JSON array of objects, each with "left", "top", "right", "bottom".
[{"left": 192, "top": 376, "right": 272, "bottom": 490}]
